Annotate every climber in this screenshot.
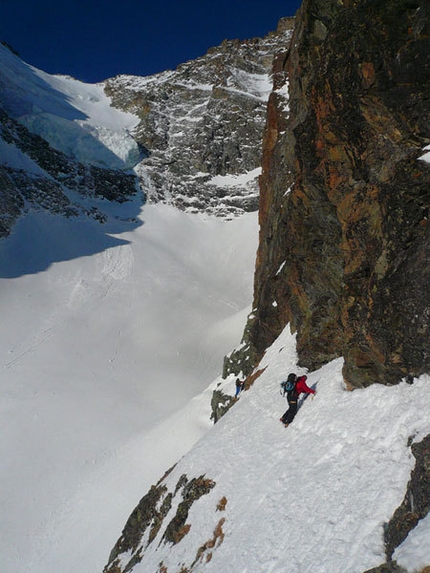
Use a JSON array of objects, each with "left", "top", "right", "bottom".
[
  {"left": 235, "top": 378, "right": 245, "bottom": 398},
  {"left": 280, "top": 374, "right": 315, "bottom": 427}
]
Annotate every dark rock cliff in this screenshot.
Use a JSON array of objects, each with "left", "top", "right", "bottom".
[{"left": 237, "top": 0, "right": 430, "bottom": 388}]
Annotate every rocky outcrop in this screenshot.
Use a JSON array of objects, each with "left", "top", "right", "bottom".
[
  {"left": 104, "top": 19, "right": 294, "bottom": 218},
  {"left": 104, "top": 472, "right": 215, "bottom": 573},
  {"left": 238, "top": 0, "right": 430, "bottom": 387},
  {"left": 210, "top": 386, "right": 235, "bottom": 423},
  {"left": 384, "top": 434, "right": 430, "bottom": 559}
]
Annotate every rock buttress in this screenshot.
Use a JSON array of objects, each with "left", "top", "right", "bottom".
[{"left": 245, "top": 0, "right": 430, "bottom": 387}]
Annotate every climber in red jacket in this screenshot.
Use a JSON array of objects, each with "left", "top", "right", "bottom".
[{"left": 280, "top": 374, "right": 315, "bottom": 427}]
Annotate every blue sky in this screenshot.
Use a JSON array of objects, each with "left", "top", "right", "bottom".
[{"left": 0, "top": 0, "right": 301, "bottom": 83}]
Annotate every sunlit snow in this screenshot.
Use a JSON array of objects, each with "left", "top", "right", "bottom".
[
  {"left": 128, "top": 328, "right": 430, "bottom": 573},
  {"left": 0, "top": 44, "right": 141, "bottom": 169},
  {"left": 208, "top": 167, "right": 261, "bottom": 188},
  {"left": 419, "top": 144, "right": 430, "bottom": 164},
  {"left": 0, "top": 204, "right": 258, "bottom": 573}
]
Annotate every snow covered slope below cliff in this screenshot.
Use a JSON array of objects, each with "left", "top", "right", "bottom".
[
  {"left": 0, "top": 203, "right": 258, "bottom": 573},
  {"left": 106, "top": 327, "right": 430, "bottom": 573}
]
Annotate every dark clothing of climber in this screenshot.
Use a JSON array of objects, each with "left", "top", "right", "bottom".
[{"left": 280, "top": 375, "right": 315, "bottom": 426}]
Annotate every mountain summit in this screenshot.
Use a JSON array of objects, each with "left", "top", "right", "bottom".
[{"left": 0, "top": 18, "right": 294, "bottom": 238}]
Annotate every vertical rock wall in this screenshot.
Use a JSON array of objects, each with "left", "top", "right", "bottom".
[{"left": 247, "top": 0, "right": 430, "bottom": 387}]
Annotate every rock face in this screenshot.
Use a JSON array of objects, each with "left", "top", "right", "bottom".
[
  {"left": 363, "top": 563, "right": 407, "bottom": 573},
  {"left": 210, "top": 387, "right": 235, "bottom": 423},
  {"left": 0, "top": 21, "right": 295, "bottom": 237},
  {"left": 104, "top": 19, "right": 294, "bottom": 218},
  {"left": 239, "top": 0, "right": 430, "bottom": 387}
]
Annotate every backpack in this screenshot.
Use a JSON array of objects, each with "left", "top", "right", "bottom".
[{"left": 280, "top": 373, "right": 297, "bottom": 396}]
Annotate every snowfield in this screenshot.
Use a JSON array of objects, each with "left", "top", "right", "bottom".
[
  {"left": 0, "top": 204, "right": 258, "bottom": 573},
  {"left": 1, "top": 41, "right": 262, "bottom": 573}
]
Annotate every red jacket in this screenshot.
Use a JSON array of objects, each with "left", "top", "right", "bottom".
[{"left": 295, "top": 375, "right": 315, "bottom": 396}]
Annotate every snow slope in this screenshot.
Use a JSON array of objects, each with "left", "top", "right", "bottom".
[
  {"left": 0, "top": 43, "right": 141, "bottom": 169},
  {"left": 120, "top": 327, "right": 430, "bottom": 573},
  {"left": 0, "top": 203, "right": 258, "bottom": 573}
]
